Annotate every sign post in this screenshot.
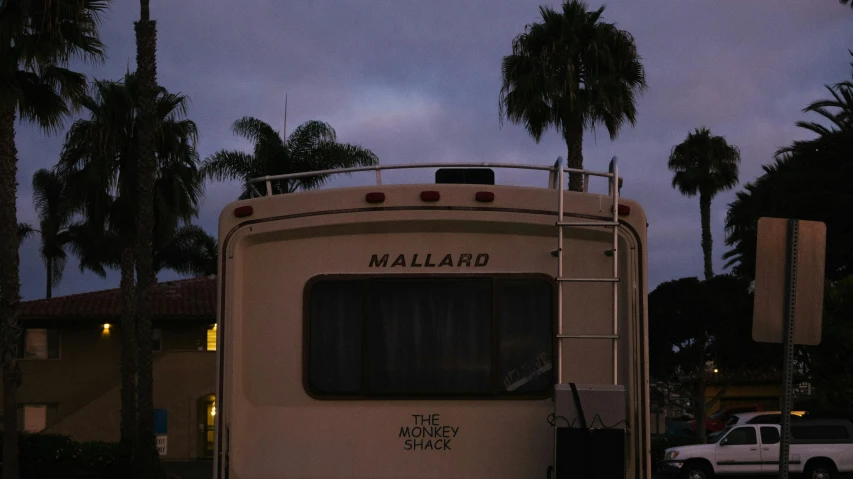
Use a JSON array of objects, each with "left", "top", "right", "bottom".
[{"left": 752, "top": 218, "right": 826, "bottom": 479}]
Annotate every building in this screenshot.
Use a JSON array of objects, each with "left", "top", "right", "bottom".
[
  {"left": 8, "top": 277, "right": 217, "bottom": 461},
  {"left": 703, "top": 370, "right": 806, "bottom": 415}
]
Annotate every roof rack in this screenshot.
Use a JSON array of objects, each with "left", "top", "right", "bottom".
[{"left": 244, "top": 159, "right": 619, "bottom": 198}]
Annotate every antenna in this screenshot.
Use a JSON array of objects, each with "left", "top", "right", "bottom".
[{"left": 283, "top": 94, "right": 288, "bottom": 140}]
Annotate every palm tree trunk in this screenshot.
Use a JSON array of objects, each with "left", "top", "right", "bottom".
[
  {"left": 0, "top": 103, "right": 22, "bottom": 479},
  {"left": 134, "top": 1, "right": 163, "bottom": 477},
  {"left": 46, "top": 258, "right": 52, "bottom": 299},
  {"left": 564, "top": 121, "right": 585, "bottom": 192},
  {"left": 699, "top": 192, "right": 713, "bottom": 281},
  {"left": 695, "top": 376, "right": 708, "bottom": 444},
  {"left": 119, "top": 234, "right": 138, "bottom": 458}
]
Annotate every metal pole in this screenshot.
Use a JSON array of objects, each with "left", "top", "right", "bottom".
[{"left": 778, "top": 219, "right": 799, "bottom": 479}]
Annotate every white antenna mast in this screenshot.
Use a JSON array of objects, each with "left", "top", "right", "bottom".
[{"left": 283, "top": 94, "right": 288, "bottom": 140}]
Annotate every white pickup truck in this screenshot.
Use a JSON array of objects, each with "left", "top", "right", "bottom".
[{"left": 661, "top": 419, "right": 853, "bottom": 479}]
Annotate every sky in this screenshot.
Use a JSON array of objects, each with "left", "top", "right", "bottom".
[{"left": 13, "top": 0, "right": 853, "bottom": 301}]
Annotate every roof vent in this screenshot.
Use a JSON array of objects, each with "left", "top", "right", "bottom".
[{"left": 435, "top": 168, "right": 494, "bottom": 185}]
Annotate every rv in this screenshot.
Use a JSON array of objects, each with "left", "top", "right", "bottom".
[{"left": 214, "top": 159, "right": 650, "bottom": 478}]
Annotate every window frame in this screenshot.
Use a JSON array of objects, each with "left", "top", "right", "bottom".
[
  {"left": 760, "top": 426, "right": 780, "bottom": 445},
  {"left": 152, "top": 328, "right": 163, "bottom": 352},
  {"left": 18, "top": 329, "right": 61, "bottom": 360},
  {"left": 302, "top": 273, "right": 556, "bottom": 400},
  {"left": 722, "top": 426, "right": 758, "bottom": 446},
  {"left": 206, "top": 324, "right": 217, "bottom": 351},
  {"left": 21, "top": 404, "right": 47, "bottom": 433}
]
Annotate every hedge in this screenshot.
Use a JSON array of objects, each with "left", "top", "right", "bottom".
[{"left": 0, "top": 433, "right": 130, "bottom": 478}]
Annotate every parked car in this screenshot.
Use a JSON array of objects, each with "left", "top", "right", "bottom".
[
  {"left": 688, "top": 405, "right": 765, "bottom": 434},
  {"left": 707, "top": 411, "right": 806, "bottom": 442},
  {"left": 661, "top": 419, "right": 853, "bottom": 478}
]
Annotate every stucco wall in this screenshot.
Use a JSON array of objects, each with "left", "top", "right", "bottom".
[
  {"left": 44, "top": 351, "right": 216, "bottom": 460},
  {"left": 1, "top": 323, "right": 216, "bottom": 460}
]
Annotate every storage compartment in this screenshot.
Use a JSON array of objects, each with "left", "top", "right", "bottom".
[{"left": 553, "top": 384, "right": 626, "bottom": 479}]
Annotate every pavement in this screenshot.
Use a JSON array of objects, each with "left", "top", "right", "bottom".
[{"left": 163, "top": 460, "right": 213, "bottom": 479}]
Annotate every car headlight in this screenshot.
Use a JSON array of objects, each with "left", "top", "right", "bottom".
[{"left": 664, "top": 450, "right": 680, "bottom": 460}]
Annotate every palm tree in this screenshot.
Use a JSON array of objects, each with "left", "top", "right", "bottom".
[
  {"left": 0, "top": 2, "right": 108, "bottom": 476},
  {"left": 58, "top": 73, "right": 200, "bottom": 468},
  {"left": 725, "top": 56, "right": 853, "bottom": 280},
  {"left": 134, "top": 1, "right": 161, "bottom": 473},
  {"left": 668, "top": 127, "right": 740, "bottom": 281},
  {"left": 155, "top": 225, "right": 217, "bottom": 277},
  {"left": 69, "top": 224, "right": 216, "bottom": 279},
  {"left": 782, "top": 52, "right": 852, "bottom": 154},
  {"left": 32, "top": 169, "right": 74, "bottom": 299},
  {"left": 499, "top": 0, "right": 646, "bottom": 191},
  {"left": 203, "top": 118, "right": 379, "bottom": 198}
]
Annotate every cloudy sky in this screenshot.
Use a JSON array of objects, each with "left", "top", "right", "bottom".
[{"left": 13, "top": 0, "right": 853, "bottom": 301}]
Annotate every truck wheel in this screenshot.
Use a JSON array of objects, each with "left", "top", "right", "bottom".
[
  {"left": 804, "top": 460, "right": 836, "bottom": 479},
  {"left": 680, "top": 461, "right": 713, "bottom": 479}
]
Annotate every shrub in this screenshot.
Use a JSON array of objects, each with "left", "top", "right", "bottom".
[{"left": 0, "top": 433, "right": 130, "bottom": 478}]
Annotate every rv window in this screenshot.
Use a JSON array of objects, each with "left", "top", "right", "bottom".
[
  {"left": 307, "top": 277, "right": 553, "bottom": 397},
  {"left": 308, "top": 281, "right": 364, "bottom": 394}
]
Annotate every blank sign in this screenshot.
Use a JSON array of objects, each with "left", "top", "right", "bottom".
[{"left": 752, "top": 217, "right": 826, "bottom": 346}]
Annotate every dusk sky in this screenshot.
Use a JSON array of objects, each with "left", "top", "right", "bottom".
[{"left": 13, "top": 1, "right": 853, "bottom": 301}]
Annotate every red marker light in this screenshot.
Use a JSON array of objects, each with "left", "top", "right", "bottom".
[
  {"left": 475, "top": 191, "right": 495, "bottom": 202},
  {"left": 365, "top": 192, "right": 385, "bottom": 203},
  {"left": 420, "top": 191, "right": 440, "bottom": 202},
  {"left": 234, "top": 205, "right": 253, "bottom": 218},
  {"left": 612, "top": 204, "right": 630, "bottom": 216}
]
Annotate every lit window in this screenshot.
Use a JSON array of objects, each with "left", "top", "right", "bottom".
[
  {"left": 206, "top": 324, "right": 217, "bottom": 351},
  {"left": 18, "top": 329, "right": 59, "bottom": 359},
  {"left": 23, "top": 405, "right": 46, "bottom": 433},
  {"left": 152, "top": 329, "right": 162, "bottom": 352}
]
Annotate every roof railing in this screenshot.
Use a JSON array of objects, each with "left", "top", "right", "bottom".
[{"left": 245, "top": 158, "right": 619, "bottom": 198}]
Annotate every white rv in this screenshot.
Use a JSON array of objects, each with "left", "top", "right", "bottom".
[{"left": 214, "top": 159, "right": 650, "bottom": 478}]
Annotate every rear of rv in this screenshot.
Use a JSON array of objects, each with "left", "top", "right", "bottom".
[{"left": 214, "top": 171, "right": 649, "bottom": 478}]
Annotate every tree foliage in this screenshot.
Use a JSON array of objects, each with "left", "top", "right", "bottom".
[
  {"left": 668, "top": 127, "right": 740, "bottom": 280},
  {"left": 650, "top": 275, "right": 778, "bottom": 379},
  {"left": 202, "top": 117, "right": 378, "bottom": 199},
  {"left": 649, "top": 275, "right": 781, "bottom": 441},
  {"left": 32, "top": 169, "right": 74, "bottom": 298},
  {"left": 724, "top": 53, "right": 853, "bottom": 280},
  {"left": 499, "top": 0, "right": 646, "bottom": 190},
  {"left": 0, "top": 2, "right": 110, "bottom": 478},
  {"left": 58, "top": 73, "right": 202, "bottom": 264},
  {"left": 806, "top": 277, "right": 853, "bottom": 416}
]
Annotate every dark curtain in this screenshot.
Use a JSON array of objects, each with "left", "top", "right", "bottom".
[
  {"left": 369, "top": 279, "right": 492, "bottom": 394},
  {"left": 308, "top": 281, "right": 363, "bottom": 393}
]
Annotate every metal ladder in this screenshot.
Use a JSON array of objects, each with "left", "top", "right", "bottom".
[
  {"left": 549, "top": 157, "right": 622, "bottom": 479},
  {"left": 553, "top": 156, "right": 621, "bottom": 386}
]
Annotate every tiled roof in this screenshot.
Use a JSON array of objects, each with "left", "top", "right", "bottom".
[{"left": 21, "top": 276, "right": 216, "bottom": 320}]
